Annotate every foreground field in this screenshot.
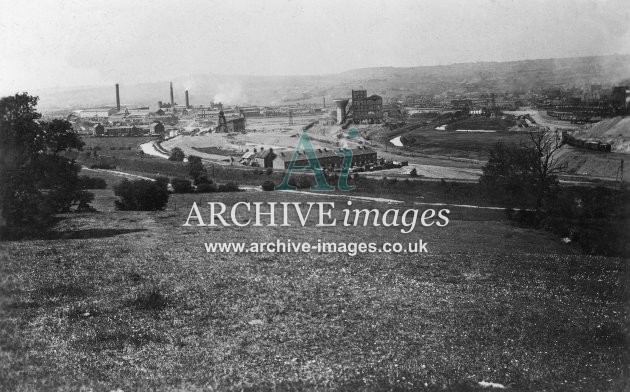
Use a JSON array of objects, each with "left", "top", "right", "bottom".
[{"left": 0, "top": 190, "right": 627, "bottom": 391}]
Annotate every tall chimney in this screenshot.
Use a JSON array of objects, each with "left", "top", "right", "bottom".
[
  {"left": 185, "top": 90, "right": 190, "bottom": 108},
  {"left": 115, "top": 83, "right": 120, "bottom": 111},
  {"left": 170, "top": 82, "right": 174, "bottom": 106},
  {"left": 323, "top": 97, "right": 326, "bottom": 108}
]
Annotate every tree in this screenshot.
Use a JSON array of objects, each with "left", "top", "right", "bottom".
[
  {"left": 0, "top": 93, "right": 92, "bottom": 238},
  {"left": 169, "top": 147, "right": 185, "bottom": 161},
  {"left": 171, "top": 177, "right": 194, "bottom": 193},
  {"left": 479, "top": 130, "right": 564, "bottom": 209},
  {"left": 187, "top": 155, "right": 208, "bottom": 184},
  {"left": 526, "top": 130, "right": 565, "bottom": 209}
]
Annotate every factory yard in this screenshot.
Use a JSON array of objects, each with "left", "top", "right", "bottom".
[{"left": 162, "top": 115, "right": 341, "bottom": 161}]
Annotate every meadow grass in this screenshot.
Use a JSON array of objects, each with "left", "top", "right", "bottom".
[{"left": 0, "top": 190, "right": 626, "bottom": 391}]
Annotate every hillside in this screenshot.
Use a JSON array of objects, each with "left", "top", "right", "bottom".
[
  {"left": 575, "top": 116, "right": 630, "bottom": 154},
  {"left": 32, "top": 54, "right": 630, "bottom": 111}
]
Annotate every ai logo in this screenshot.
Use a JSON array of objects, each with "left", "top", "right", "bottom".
[{"left": 275, "top": 127, "right": 359, "bottom": 191}]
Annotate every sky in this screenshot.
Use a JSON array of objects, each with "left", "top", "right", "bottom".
[{"left": 1, "top": 0, "right": 629, "bottom": 95}]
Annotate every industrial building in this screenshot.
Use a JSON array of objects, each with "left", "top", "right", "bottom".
[
  {"left": 612, "top": 86, "right": 630, "bottom": 115},
  {"left": 93, "top": 125, "right": 148, "bottom": 137},
  {"left": 74, "top": 108, "right": 118, "bottom": 119},
  {"left": 241, "top": 146, "right": 377, "bottom": 170},
  {"left": 215, "top": 111, "right": 246, "bottom": 132},
  {"left": 351, "top": 90, "right": 383, "bottom": 124}
]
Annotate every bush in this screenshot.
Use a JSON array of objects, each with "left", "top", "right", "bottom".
[
  {"left": 78, "top": 175, "right": 107, "bottom": 189},
  {"left": 261, "top": 180, "right": 275, "bottom": 191},
  {"left": 266, "top": 168, "right": 273, "bottom": 175},
  {"left": 217, "top": 181, "right": 241, "bottom": 192},
  {"left": 113, "top": 179, "right": 169, "bottom": 211},
  {"left": 90, "top": 163, "right": 116, "bottom": 170},
  {"left": 154, "top": 176, "right": 170, "bottom": 189},
  {"left": 196, "top": 183, "right": 217, "bottom": 193},
  {"left": 76, "top": 191, "right": 96, "bottom": 212},
  {"left": 194, "top": 174, "right": 212, "bottom": 186},
  {"left": 297, "top": 175, "right": 313, "bottom": 189},
  {"left": 171, "top": 178, "right": 193, "bottom": 193},
  {"left": 286, "top": 175, "right": 313, "bottom": 189},
  {"left": 168, "top": 147, "right": 185, "bottom": 161},
  {"left": 410, "top": 168, "right": 418, "bottom": 177}
]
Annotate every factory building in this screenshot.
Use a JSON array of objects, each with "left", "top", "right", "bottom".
[
  {"left": 215, "top": 111, "right": 246, "bottom": 132},
  {"left": 94, "top": 125, "right": 148, "bottom": 137},
  {"left": 238, "top": 106, "right": 262, "bottom": 118},
  {"left": 352, "top": 90, "right": 383, "bottom": 124},
  {"left": 75, "top": 108, "right": 117, "bottom": 119},
  {"left": 611, "top": 86, "right": 630, "bottom": 115}
]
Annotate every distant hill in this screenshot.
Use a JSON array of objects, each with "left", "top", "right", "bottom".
[{"left": 32, "top": 54, "right": 630, "bottom": 111}]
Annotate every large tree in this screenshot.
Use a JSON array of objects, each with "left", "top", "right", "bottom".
[
  {"left": 0, "top": 93, "right": 92, "bottom": 238},
  {"left": 480, "top": 130, "right": 564, "bottom": 209}
]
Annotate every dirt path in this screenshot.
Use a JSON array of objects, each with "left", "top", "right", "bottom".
[
  {"left": 82, "top": 167, "right": 156, "bottom": 181},
  {"left": 278, "top": 189, "right": 514, "bottom": 210}
]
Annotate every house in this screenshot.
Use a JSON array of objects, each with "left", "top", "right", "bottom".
[
  {"left": 252, "top": 148, "right": 283, "bottom": 169},
  {"left": 239, "top": 150, "right": 257, "bottom": 165},
  {"left": 149, "top": 122, "right": 165, "bottom": 136},
  {"left": 276, "top": 146, "right": 377, "bottom": 170}
]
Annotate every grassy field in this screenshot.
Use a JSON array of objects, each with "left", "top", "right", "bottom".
[
  {"left": 398, "top": 128, "right": 532, "bottom": 160},
  {"left": 0, "top": 189, "right": 627, "bottom": 391},
  {"left": 82, "top": 136, "right": 157, "bottom": 151},
  {"left": 444, "top": 117, "right": 517, "bottom": 132}
]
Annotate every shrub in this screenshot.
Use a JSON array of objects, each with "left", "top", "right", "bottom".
[
  {"left": 126, "top": 286, "right": 169, "bottom": 311},
  {"left": 90, "top": 163, "right": 116, "bottom": 170},
  {"left": 297, "top": 175, "right": 313, "bottom": 189},
  {"left": 196, "top": 183, "right": 217, "bottom": 193},
  {"left": 194, "top": 174, "right": 212, "bottom": 186},
  {"left": 410, "top": 168, "right": 418, "bottom": 177},
  {"left": 78, "top": 175, "right": 107, "bottom": 189},
  {"left": 76, "top": 192, "right": 96, "bottom": 212},
  {"left": 154, "top": 176, "right": 170, "bottom": 189},
  {"left": 113, "top": 179, "right": 169, "bottom": 211},
  {"left": 261, "top": 180, "right": 275, "bottom": 191},
  {"left": 171, "top": 178, "right": 193, "bottom": 193},
  {"left": 168, "top": 147, "right": 185, "bottom": 161},
  {"left": 266, "top": 168, "right": 273, "bottom": 175},
  {"left": 217, "top": 181, "right": 241, "bottom": 192}
]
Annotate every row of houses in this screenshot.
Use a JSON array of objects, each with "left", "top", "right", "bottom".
[
  {"left": 93, "top": 122, "right": 165, "bottom": 137},
  {"left": 240, "top": 146, "right": 377, "bottom": 170}
]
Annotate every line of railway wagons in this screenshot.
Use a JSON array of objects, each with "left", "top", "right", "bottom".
[
  {"left": 561, "top": 131, "right": 611, "bottom": 152},
  {"left": 546, "top": 110, "right": 604, "bottom": 124}
]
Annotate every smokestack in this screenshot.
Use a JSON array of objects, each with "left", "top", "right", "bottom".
[
  {"left": 170, "top": 82, "right": 174, "bottom": 106},
  {"left": 323, "top": 97, "right": 326, "bottom": 108},
  {"left": 115, "top": 83, "right": 120, "bottom": 111},
  {"left": 185, "top": 90, "right": 190, "bottom": 108}
]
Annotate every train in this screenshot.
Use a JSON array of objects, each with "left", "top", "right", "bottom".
[{"left": 561, "top": 131, "right": 611, "bottom": 152}]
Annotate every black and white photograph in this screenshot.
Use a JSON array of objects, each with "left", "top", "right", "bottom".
[{"left": 0, "top": 0, "right": 629, "bottom": 390}]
